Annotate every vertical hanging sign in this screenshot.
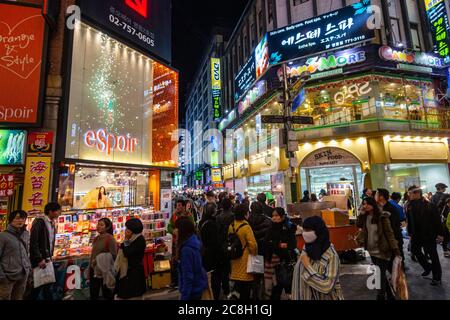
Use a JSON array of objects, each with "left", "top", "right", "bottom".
[
  {"left": 211, "top": 58, "right": 222, "bottom": 120},
  {"left": 424, "top": 0, "right": 450, "bottom": 63}
]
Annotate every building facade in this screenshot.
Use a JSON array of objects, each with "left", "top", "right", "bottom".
[
  {"left": 185, "top": 35, "right": 226, "bottom": 189},
  {"left": 218, "top": 0, "right": 450, "bottom": 208}
]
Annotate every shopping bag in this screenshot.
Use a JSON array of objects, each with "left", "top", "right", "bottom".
[
  {"left": 247, "top": 255, "right": 264, "bottom": 274},
  {"left": 33, "top": 262, "right": 56, "bottom": 288},
  {"left": 201, "top": 271, "right": 214, "bottom": 300},
  {"left": 390, "top": 256, "right": 409, "bottom": 300}
]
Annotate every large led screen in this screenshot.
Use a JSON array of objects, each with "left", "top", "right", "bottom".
[{"left": 65, "top": 23, "right": 178, "bottom": 166}]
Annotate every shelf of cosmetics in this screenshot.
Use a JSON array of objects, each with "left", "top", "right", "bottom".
[{"left": 25, "top": 207, "right": 170, "bottom": 260}]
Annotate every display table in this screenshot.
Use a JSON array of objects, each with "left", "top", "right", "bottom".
[{"left": 297, "top": 225, "right": 359, "bottom": 253}]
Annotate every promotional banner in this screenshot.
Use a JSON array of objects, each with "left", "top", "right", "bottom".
[
  {"left": 22, "top": 156, "right": 51, "bottom": 214},
  {"left": 211, "top": 168, "right": 222, "bottom": 183},
  {"left": 80, "top": 0, "right": 172, "bottom": 63},
  {"left": 0, "top": 3, "right": 46, "bottom": 125},
  {"left": 267, "top": 0, "right": 375, "bottom": 66},
  {"left": 0, "top": 174, "right": 15, "bottom": 197},
  {"left": 424, "top": 0, "right": 450, "bottom": 63},
  {"left": 211, "top": 58, "right": 222, "bottom": 120},
  {"left": 0, "top": 130, "right": 26, "bottom": 165}
]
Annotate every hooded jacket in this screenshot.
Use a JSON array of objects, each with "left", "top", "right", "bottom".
[{"left": 179, "top": 235, "right": 208, "bottom": 300}]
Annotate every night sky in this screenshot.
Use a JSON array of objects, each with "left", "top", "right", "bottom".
[{"left": 172, "top": 0, "right": 249, "bottom": 123}]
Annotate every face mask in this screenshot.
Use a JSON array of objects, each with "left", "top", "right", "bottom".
[{"left": 302, "top": 231, "right": 317, "bottom": 244}]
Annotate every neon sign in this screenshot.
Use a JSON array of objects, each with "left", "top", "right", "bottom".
[
  {"left": 238, "top": 81, "right": 267, "bottom": 115},
  {"left": 84, "top": 129, "right": 138, "bottom": 155},
  {"left": 125, "top": 0, "right": 148, "bottom": 18},
  {"left": 379, "top": 45, "right": 444, "bottom": 68},
  {"left": 424, "top": 0, "right": 450, "bottom": 62}
]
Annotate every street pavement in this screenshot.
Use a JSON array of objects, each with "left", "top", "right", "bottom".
[{"left": 145, "top": 240, "right": 450, "bottom": 300}]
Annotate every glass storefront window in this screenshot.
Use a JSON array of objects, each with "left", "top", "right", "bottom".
[
  {"left": 292, "top": 73, "right": 437, "bottom": 128},
  {"left": 372, "top": 163, "right": 450, "bottom": 194}
]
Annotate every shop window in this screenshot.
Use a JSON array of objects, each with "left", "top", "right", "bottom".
[
  {"left": 268, "top": 0, "right": 274, "bottom": 23},
  {"left": 410, "top": 24, "right": 422, "bottom": 51},
  {"left": 390, "top": 17, "right": 402, "bottom": 45}
]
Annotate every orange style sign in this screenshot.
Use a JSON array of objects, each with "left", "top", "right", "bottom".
[{"left": 0, "top": 4, "right": 46, "bottom": 124}]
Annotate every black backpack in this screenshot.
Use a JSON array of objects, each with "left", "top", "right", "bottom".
[{"left": 226, "top": 222, "right": 248, "bottom": 260}]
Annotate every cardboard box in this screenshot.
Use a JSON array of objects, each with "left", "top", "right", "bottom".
[
  {"left": 321, "top": 209, "right": 350, "bottom": 227},
  {"left": 151, "top": 272, "right": 171, "bottom": 290}
]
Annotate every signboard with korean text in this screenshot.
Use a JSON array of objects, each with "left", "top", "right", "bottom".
[
  {"left": 0, "top": 130, "right": 26, "bottom": 165},
  {"left": 267, "top": 0, "right": 374, "bottom": 66},
  {"left": 424, "top": 0, "right": 450, "bottom": 63},
  {"left": 79, "top": 0, "right": 172, "bottom": 63},
  {"left": 0, "top": 175, "right": 15, "bottom": 197},
  {"left": 22, "top": 156, "right": 51, "bottom": 214},
  {"left": 28, "top": 132, "right": 54, "bottom": 155},
  {"left": 0, "top": 3, "right": 46, "bottom": 125},
  {"left": 211, "top": 58, "right": 222, "bottom": 120},
  {"left": 211, "top": 168, "right": 222, "bottom": 183},
  {"left": 238, "top": 81, "right": 267, "bottom": 115},
  {"left": 195, "top": 171, "right": 203, "bottom": 181},
  {"left": 235, "top": 54, "right": 256, "bottom": 102}
]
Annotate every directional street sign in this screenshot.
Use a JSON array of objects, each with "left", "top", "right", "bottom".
[{"left": 261, "top": 115, "right": 313, "bottom": 125}]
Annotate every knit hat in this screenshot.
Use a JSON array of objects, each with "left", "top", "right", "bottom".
[{"left": 125, "top": 218, "right": 144, "bottom": 234}]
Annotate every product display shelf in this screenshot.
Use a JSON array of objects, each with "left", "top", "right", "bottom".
[{"left": 26, "top": 206, "right": 158, "bottom": 261}]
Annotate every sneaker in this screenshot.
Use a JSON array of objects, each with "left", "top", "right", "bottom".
[
  {"left": 430, "top": 280, "right": 442, "bottom": 286},
  {"left": 421, "top": 270, "right": 432, "bottom": 277}
]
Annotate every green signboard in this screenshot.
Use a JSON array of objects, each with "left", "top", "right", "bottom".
[
  {"left": 195, "top": 171, "right": 203, "bottom": 181},
  {"left": 0, "top": 130, "right": 26, "bottom": 165}
]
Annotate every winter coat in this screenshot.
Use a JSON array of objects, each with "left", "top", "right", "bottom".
[
  {"left": 0, "top": 225, "right": 31, "bottom": 282},
  {"left": 260, "top": 202, "right": 274, "bottom": 218},
  {"left": 199, "top": 218, "right": 220, "bottom": 272},
  {"left": 382, "top": 201, "right": 403, "bottom": 246},
  {"left": 248, "top": 212, "right": 272, "bottom": 256},
  {"left": 356, "top": 212, "right": 400, "bottom": 260},
  {"left": 263, "top": 219, "right": 297, "bottom": 263},
  {"left": 115, "top": 235, "right": 146, "bottom": 299},
  {"left": 29, "top": 217, "right": 55, "bottom": 268},
  {"left": 406, "top": 199, "right": 443, "bottom": 241},
  {"left": 179, "top": 235, "right": 208, "bottom": 300},
  {"left": 228, "top": 220, "right": 258, "bottom": 282},
  {"left": 431, "top": 192, "right": 449, "bottom": 212}
]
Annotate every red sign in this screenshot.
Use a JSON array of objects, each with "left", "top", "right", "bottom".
[
  {"left": 28, "top": 132, "right": 54, "bottom": 155},
  {"left": 0, "top": 174, "right": 15, "bottom": 197},
  {"left": 0, "top": 3, "right": 46, "bottom": 124},
  {"left": 125, "top": 0, "right": 148, "bottom": 18}
]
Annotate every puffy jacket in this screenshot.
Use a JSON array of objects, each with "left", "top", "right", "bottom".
[
  {"left": 248, "top": 213, "right": 272, "bottom": 256},
  {"left": 179, "top": 235, "right": 208, "bottom": 300},
  {"left": 264, "top": 219, "right": 297, "bottom": 263},
  {"left": 356, "top": 212, "right": 400, "bottom": 260}
]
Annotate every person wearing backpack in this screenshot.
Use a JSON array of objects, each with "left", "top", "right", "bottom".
[
  {"left": 228, "top": 204, "right": 257, "bottom": 300},
  {"left": 199, "top": 203, "right": 221, "bottom": 299},
  {"left": 0, "top": 210, "right": 31, "bottom": 300}
]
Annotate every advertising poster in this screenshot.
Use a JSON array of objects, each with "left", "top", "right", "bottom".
[
  {"left": 28, "top": 131, "right": 54, "bottom": 155},
  {"left": 0, "top": 130, "right": 26, "bottom": 165},
  {"left": 255, "top": 34, "right": 269, "bottom": 78},
  {"left": 211, "top": 58, "right": 222, "bottom": 120},
  {"left": 22, "top": 156, "right": 51, "bottom": 214},
  {"left": 0, "top": 3, "right": 46, "bottom": 125},
  {"left": 267, "top": 0, "right": 375, "bottom": 66},
  {"left": 80, "top": 0, "right": 172, "bottom": 63},
  {"left": 211, "top": 168, "right": 222, "bottom": 183},
  {"left": 160, "top": 189, "right": 172, "bottom": 213}
]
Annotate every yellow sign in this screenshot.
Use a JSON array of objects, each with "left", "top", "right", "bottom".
[
  {"left": 22, "top": 157, "right": 51, "bottom": 214},
  {"left": 424, "top": 0, "right": 443, "bottom": 11},
  {"left": 211, "top": 168, "right": 222, "bottom": 183},
  {"left": 211, "top": 58, "right": 221, "bottom": 90}
]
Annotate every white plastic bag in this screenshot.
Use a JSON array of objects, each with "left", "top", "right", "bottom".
[
  {"left": 247, "top": 255, "right": 264, "bottom": 274},
  {"left": 33, "top": 262, "right": 56, "bottom": 288}
]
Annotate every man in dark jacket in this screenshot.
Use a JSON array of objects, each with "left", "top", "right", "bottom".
[
  {"left": 376, "top": 189, "right": 404, "bottom": 264},
  {"left": 248, "top": 201, "right": 272, "bottom": 299},
  {"left": 406, "top": 186, "right": 444, "bottom": 286},
  {"left": 431, "top": 183, "right": 448, "bottom": 213},
  {"left": 257, "top": 193, "right": 274, "bottom": 218},
  {"left": 29, "top": 202, "right": 61, "bottom": 300},
  {"left": 0, "top": 210, "right": 31, "bottom": 300}
]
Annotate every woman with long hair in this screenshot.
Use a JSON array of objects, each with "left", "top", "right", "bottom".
[
  {"left": 356, "top": 197, "right": 401, "bottom": 300},
  {"left": 89, "top": 218, "right": 117, "bottom": 300},
  {"left": 292, "top": 216, "right": 343, "bottom": 300},
  {"left": 176, "top": 217, "right": 208, "bottom": 300}
]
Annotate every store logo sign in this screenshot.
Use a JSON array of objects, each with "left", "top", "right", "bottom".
[
  {"left": 283, "top": 49, "right": 366, "bottom": 79},
  {"left": 379, "top": 45, "right": 444, "bottom": 68},
  {"left": 125, "top": 0, "right": 148, "bottom": 18},
  {"left": 84, "top": 129, "right": 138, "bottom": 155},
  {"left": 238, "top": 81, "right": 267, "bottom": 115},
  {"left": 334, "top": 81, "right": 372, "bottom": 105}
]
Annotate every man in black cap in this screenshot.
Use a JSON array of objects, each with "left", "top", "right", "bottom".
[{"left": 431, "top": 183, "right": 449, "bottom": 214}]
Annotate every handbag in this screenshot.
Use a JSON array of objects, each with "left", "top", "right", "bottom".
[
  {"left": 247, "top": 255, "right": 264, "bottom": 274},
  {"left": 275, "top": 261, "right": 295, "bottom": 289},
  {"left": 33, "top": 262, "right": 56, "bottom": 288}
]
